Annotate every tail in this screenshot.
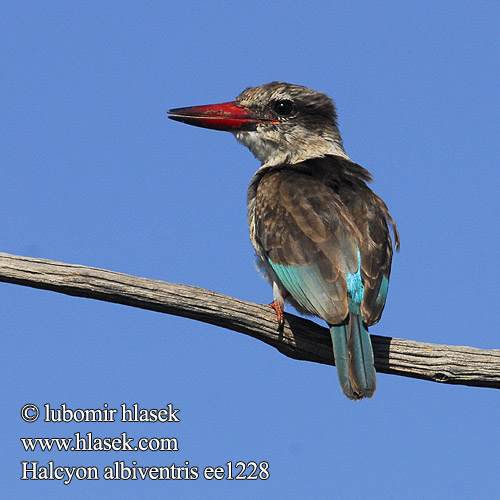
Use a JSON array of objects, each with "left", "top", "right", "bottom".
[{"left": 330, "top": 314, "right": 376, "bottom": 400}]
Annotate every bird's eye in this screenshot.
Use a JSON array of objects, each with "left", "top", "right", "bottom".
[{"left": 273, "top": 100, "right": 294, "bottom": 116}]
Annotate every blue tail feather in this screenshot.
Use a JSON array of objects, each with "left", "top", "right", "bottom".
[
  {"left": 330, "top": 323, "right": 357, "bottom": 400},
  {"left": 330, "top": 314, "right": 376, "bottom": 400}
]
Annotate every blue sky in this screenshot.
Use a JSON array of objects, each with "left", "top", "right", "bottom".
[{"left": 2, "top": 1, "right": 499, "bottom": 498}]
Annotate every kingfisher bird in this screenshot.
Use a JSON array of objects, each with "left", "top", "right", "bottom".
[{"left": 168, "top": 82, "right": 399, "bottom": 400}]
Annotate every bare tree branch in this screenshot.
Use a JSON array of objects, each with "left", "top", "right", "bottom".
[{"left": 1, "top": 252, "right": 499, "bottom": 389}]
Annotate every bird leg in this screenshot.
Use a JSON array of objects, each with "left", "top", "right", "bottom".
[
  {"left": 269, "top": 300, "right": 285, "bottom": 324},
  {"left": 269, "top": 283, "right": 289, "bottom": 327}
]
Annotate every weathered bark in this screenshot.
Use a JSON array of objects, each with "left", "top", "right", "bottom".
[{"left": 1, "top": 252, "right": 499, "bottom": 389}]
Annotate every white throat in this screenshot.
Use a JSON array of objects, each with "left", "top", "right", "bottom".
[{"left": 234, "top": 129, "right": 350, "bottom": 167}]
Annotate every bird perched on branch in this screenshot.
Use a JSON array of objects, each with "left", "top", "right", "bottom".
[{"left": 168, "top": 82, "right": 399, "bottom": 400}]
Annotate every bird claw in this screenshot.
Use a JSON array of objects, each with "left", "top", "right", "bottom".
[{"left": 269, "top": 300, "right": 285, "bottom": 328}]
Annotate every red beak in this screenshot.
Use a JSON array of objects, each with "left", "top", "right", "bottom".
[{"left": 168, "top": 101, "right": 270, "bottom": 132}]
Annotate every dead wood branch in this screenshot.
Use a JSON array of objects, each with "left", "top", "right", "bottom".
[{"left": 1, "top": 252, "right": 498, "bottom": 389}]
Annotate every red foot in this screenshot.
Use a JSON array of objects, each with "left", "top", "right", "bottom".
[{"left": 269, "top": 301, "right": 284, "bottom": 325}]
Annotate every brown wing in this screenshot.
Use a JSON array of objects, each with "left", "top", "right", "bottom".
[
  {"left": 337, "top": 180, "right": 399, "bottom": 325},
  {"left": 253, "top": 169, "right": 361, "bottom": 324}
]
